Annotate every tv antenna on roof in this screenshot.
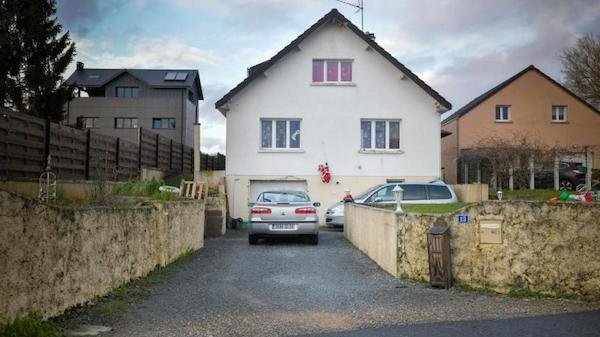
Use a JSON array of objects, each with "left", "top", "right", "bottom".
[{"left": 336, "top": 0, "right": 364, "bottom": 31}]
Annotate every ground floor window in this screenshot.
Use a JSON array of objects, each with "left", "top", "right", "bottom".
[
  {"left": 361, "top": 119, "right": 400, "bottom": 150},
  {"left": 260, "top": 119, "right": 301, "bottom": 149}
]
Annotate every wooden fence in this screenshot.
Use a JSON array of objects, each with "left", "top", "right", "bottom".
[
  {"left": 0, "top": 111, "right": 203, "bottom": 181},
  {"left": 200, "top": 153, "right": 225, "bottom": 171}
]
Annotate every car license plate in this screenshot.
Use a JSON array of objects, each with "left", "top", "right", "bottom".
[{"left": 270, "top": 224, "right": 296, "bottom": 231}]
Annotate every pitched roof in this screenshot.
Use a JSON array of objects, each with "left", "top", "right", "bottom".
[
  {"left": 65, "top": 68, "right": 203, "bottom": 99},
  {"left": 215, "top": 8, "right": 451, "bottom": 112},
  {"left": 442, "top": 65, "right": 599, "bottom": 125}
]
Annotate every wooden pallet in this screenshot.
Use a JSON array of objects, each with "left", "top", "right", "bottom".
[{"left": 179, "top": 180, "right": 205, "bottom": 200}]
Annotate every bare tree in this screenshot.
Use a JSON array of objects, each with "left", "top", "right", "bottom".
[{"left": 561, "top": 34, "right": 600, "bottom": 109}]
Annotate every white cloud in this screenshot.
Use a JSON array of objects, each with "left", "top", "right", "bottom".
[
  {"left": 75, "top": 36, "right": 220, "bottom": 69},
  {"left": 201, "top": 145, "right": 222, "bottom": 155}
]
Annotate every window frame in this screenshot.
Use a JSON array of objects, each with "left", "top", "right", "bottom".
[
  {"left": 114, "top": 117, "right": 138, "bottom": 129},
  {"left": 360, "top": 119, "right": 402, "bottom": 152},
  {"left": 312, "top": 59, "right": 353, "bottom": 84},
  {"left": 551, "top": 105, "right": 567, "bottom": 123},
  {"left": 152, "top": 118, "right": 176, "bottom": 129},
  {"left": 259, "top": 118, "right": 302, "bottom": 151},
  {"left": 115, "top": 86, "right": 139, "bottom": 98},
  {"left": 495, "top": 105, "right": 511, "bottom": 122}
]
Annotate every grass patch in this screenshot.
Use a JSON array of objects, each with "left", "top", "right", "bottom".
[
  {"left": 508, "top": 287, "right": 578, "bottom": 300},
  {"left": 112, "top": 178, "right": 174, "bottom": 201},
  {"left": 377, "top": 202, "right": 471, "bottom": 214},
  {"left": 508, "top": 287, "right": 552, "bottom": 299},
  {"left": 54, "top": 248, "right": 195, "bottom": 328},
  {"left": 0, "top": 314, "right": 67, "bottom": 337},
  {"left": 489, "top": 189, "right": 570, "bottom": 201}
]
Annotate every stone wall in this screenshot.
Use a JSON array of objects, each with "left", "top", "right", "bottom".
[
  {"left": 0, "top": 180, "right": 115, "bottom": 201},
  {"left": 205, "top": 196, "right": 226, "bottom": 237},
  {"left": 0, "top": 190, "right": 205, "bottom": 322},
  {"left": 345, "top": 201, "right": 600, "bottom": 299}
]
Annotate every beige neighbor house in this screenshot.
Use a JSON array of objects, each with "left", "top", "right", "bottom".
[
  {"left": 64, "top": 62, "right": 203, "bottom": 146},
  {"left": 442, "top": 65, "right": 600, "bottom": 186}
]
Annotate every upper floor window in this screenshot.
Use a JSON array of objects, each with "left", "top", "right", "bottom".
[
  {"left": 361, "top": 120, "right": 400, "bottom": 150},
  {"left": 114, "top": 117, "right": 138, "bottom": 129},
  {"left": 261, "top": 119, "right": 301, "bottom": 149},
  {"left": 552, "top": 105, "right": 567, "bottom": 122},
  {"left": 153, "top": 118, "right": 176, "bottom": 129},
  {"left": 312, "top": 59, "right": 352, "bottom": 83},
  {"left": 116, "top": 87, "right": 139, "bottom": 98},
  {"left": 495, "top": 105, "right": 511, "bottom": 121},
  {"left": 77, "top": 117, "right": 99, "bottom": 129},
  {"left": 188, "top": 90, "right": 195, "bottom": 103}
]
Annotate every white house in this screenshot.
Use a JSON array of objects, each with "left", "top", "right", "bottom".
[{"left": 215, "top": 9, "right": 452, "bottom": 222}]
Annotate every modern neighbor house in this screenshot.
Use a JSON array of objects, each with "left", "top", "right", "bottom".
[
  {"left": 441, "top": 65, "right": 600, "bottom": 185},
  {"left": 216, "top": 9, "right": 452, "bottom": 221},
  {"left": 64, "top": 62, "right": 203, "bottom": 147}
]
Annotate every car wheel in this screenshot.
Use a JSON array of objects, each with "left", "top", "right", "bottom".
[
  {"left": 249, "top": 235, "right": 258, "bottom": 245},
  {"left": 559, "top": 180, "right": 574, "bottom": 191},
  {"left": 309, "top": 234, "right": 319, "bottom": 245}
]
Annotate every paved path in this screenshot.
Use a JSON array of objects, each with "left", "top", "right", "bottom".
[
  {"left": 103, "top": 229, "right": 598, "bottom": 337},
  {"left": 297, "top": 310, "right": 600, "bottom": 337}
]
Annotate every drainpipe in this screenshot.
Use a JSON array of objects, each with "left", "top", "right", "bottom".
[{"left": 181, "top": 90, "right": 185, "bottom": 145}]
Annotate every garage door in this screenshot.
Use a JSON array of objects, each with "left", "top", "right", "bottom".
[{"left": 249, "top": 180, "right": 308, "bottom": 202}]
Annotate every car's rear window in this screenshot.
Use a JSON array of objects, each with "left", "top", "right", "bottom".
[
  {"left": 258, "top": 191, "right": 309, "bottom": 203},
  {"left": 402, "top": 184, "right": 427, "bottom": 200},
  {"left": 427, "top": 185, "right": 452, "bottom": 200}
]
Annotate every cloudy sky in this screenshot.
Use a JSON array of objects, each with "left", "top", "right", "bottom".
[{"left": 56, "top": 0, "right": 600, "bottom": 154}]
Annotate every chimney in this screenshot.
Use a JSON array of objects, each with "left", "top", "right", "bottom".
[
  {"left": 365, "top": 31, "right": 376, "bottom": 40},
  {"left": 76, "top": 61, "right": 84, "bottom": 71}
]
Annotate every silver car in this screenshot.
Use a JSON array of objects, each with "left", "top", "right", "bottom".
[
  {"left": 248, "top": 190, "right": 320, "bottom": 245},
  {"left": 325, "top": 181, "right": 458, "bottom": 227}
]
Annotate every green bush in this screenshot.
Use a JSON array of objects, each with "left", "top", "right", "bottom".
[{"left": 0, "top": 314, "right": 66, "bottom": 337}]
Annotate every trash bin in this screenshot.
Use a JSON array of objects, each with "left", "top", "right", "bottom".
[{"left": 427, "top": 219, "right": 452, "bottom": 288}]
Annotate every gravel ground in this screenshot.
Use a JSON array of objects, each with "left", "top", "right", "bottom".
[{"left": 101, "top": 229, "right": 598, "bottom": 337}]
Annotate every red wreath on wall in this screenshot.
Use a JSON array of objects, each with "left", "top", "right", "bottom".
[{"left": 318, "top": 162, "right": 331, "bottom": 183}]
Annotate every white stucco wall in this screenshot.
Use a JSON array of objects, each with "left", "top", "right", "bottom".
[{"left": 223, "top": 21, "right": 443, "bottom": 220}]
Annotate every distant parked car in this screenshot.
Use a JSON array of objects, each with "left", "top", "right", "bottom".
[
  {"left": 248, "top": 190, "right": 320, "bottom": 245},
  {"left": 325, "top": 181, "right": 458, "bottom": 227},
  {"left": 534, "top": 162, "right": 586, "bottom": 191}
]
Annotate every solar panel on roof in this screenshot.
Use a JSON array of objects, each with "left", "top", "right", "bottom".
[
  {"left": 175, "top": 72, "right": 188, "bottom": 81},
  {"left": 164, "top": 72, "right": 177, "bottom": 80}
]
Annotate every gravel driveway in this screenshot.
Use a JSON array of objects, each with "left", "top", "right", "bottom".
[{"left": 104, "top": 229, "right": 598, "bottom": 337}]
